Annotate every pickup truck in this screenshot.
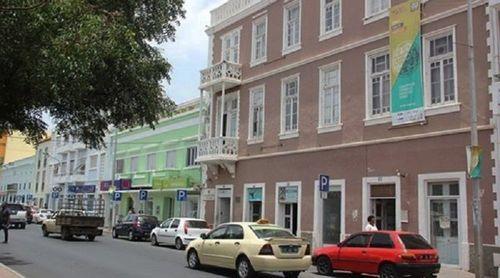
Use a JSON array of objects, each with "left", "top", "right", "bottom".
[
  {"left": 42, "top": 210, "right": 104, "bottom": 241},
  {"left": 5, "top": 203, "right": 27, "bottom": 229}
]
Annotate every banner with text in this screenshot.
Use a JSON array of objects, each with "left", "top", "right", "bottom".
[{"left": 390, "top": 0, "right": 425, "bottom": 125}]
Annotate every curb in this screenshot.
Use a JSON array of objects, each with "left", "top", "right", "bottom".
[{"left": 0, "top": 263, "right": 25, "bottom": 278}]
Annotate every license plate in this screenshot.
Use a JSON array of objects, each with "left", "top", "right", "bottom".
[{"left": 280, "top": 245, "right": 299, "bottom": 253}]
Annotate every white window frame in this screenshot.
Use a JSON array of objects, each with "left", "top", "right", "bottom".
[
  {"left": 248, "top": 85, "right": 265, "bottom": 144},
  {"left": 275, "top": 181, "right": 302, "bottom": 236},
  {"left": 491, "top": 3, "right": 500, "bottom": 77},
  {"left": 318, "top": 61, "right": 342, "bottom": 133},
  {"left": 282, "top": 0, "right": 302, "bottom": 55},
  {"left": 165, "top": 150, "right": 177, "bottom": 169},
  {"left": 186, "top": 146, "right": 198, "bottom": 167},
  {"left": 423, "top": 26, "right": 458, "bottom": 109},
  {"left": 364, "top": 47, "right": 391, "bottom": 125},
  {"left": 220, "top": 27, "right": 242, "bottom": 64},
  {"left": 362, "top": 176, "right": 401, "bottom": 231},
  {"left": 280, "top": 74, "right": 300, "bottom": 139},
  {"left": 130, "top": 156, "right": 139, "bottom": 173},
  {"left": 319, "top": 0, "right": 342, "bottom": 41},
  {"left": 251, "top": 15, "right": 268, "bottom": 67},
  {"left": 242, "top": 183, "right": 266, "bottom": 222},
  {"left": 115, "top": 159, "right": 124, "bottom": 174},
  {"left": 214, "top": 184, "right": 234, "bottom": 225},
  {"left": 364, "top": 0, "right": 390, "bottom": 25},
  {"left": 146, "top": 153, "right": 156, "bottom": 171},
  {"left": 215, "top": 91, "right": 240, "bottom": 138}
]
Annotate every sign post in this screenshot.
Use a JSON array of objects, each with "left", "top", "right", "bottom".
[{"left": 139, "top": 190, "right": 148, "bottom": 213}]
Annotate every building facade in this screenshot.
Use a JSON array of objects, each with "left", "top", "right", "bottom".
[
  {"left": 0, "top": 156, "right": 35, "bottom": 204},
  {"left": 198, "top": 0, "right": 497, "bottom": 274},
  {"left": 32, "top": 138, "right": 53, "bottom": 208},
  {"left": 1, "top": 131, "right": 36, "bottom": 165},
  {"left": 105, "top": 100, "right": 202, "bottom": 225}
]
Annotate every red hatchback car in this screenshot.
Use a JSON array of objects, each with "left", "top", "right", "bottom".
[{"left": 312, "top": 231, "right": 440, "bottom": 278}]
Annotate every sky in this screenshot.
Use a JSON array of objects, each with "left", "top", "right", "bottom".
[{"left": 159, "top": 0, "right": 227, "bottom": 104}]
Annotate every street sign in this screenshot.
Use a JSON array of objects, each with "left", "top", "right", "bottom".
[
  {"left": 52, "top": 186, "right": 62, "bottom": 192},
  {"left": 176, "top": 190, "right": 187, "bottom": 202},
  {"left": 319, "top": 174, "right": 330, "bottom": 192},
  {"left": 113, "top": 192, "right": 122, "bottom": 202},
  {"left": 51, "top": 192, "right": 59, "bottom": 199},
  {"left": 139, "top": 190, "right": 148, "bottom": 202}
]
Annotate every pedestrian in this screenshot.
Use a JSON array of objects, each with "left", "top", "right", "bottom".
[
  {"left": 364, "top": 215, "right": 378, "bottom": 231},
  {"left": 128, "top": 207, "right": 135, "bottom": 215},
  {"left": 0, "top": 203, "right": 11, "bottom": 243}
]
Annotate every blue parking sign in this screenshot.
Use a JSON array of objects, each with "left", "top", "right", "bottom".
[
  {"left": 176, "top": 190, "right": 187, "bottom": 201},
  {"left": 51, "top": 192, "right": 59, "bottom": 199},
  {"left": 113, "top": 192, "right": 122, "bottom": 202},
  {"left": 319, "top": 175, "right": 330, "bottom": 192},
  {"left": 139, "top": 190, "right": 148, "bottom": 202}
]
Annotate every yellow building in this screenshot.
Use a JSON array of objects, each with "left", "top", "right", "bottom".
[{"left": 0, "top": 131, "right": 36, "bottom": 165}]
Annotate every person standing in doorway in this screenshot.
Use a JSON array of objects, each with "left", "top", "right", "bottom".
[
  {"left": 365, "top": 215, "right": 378, "bottom": 231},
  {"left": 0, "top": 203, "right": 11, "bottom": 243}
]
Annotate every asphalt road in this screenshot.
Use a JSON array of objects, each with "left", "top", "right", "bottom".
[{"left": 0, "top": 224, "right": 320, "bottom": 278}]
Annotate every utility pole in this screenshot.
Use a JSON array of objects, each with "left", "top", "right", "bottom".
[
  {"left": 467, "top": 1, "right": 484, "bottom": 277},
  {"left": 110, "top": 130, "right": 118, "bottom": 228}
]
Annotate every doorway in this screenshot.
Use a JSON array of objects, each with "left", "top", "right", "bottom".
[
  {"left": 217, "top": 95, "right": 238, "bottom": 138},
  {"left": 244, "top": 185, "right": 264, "bottom": 222},
  {"left": 323, "top": 191, "right": 342, "bottom": 244},
  {"left": 215, "top": 186, "right": 233, "bottom": 225},
  {"left": 276, "top": 184, "right": 300, "bottom": 235},
  {"left": 163, "top": 197, "right": 174, "bottom": 219},
  {"left": 370, "top": 184, "right": 396, "bottom": 230}
]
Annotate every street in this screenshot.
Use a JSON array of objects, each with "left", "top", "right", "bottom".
[{"left": 0, "top": 224, "right": 319, "bottom": 278}]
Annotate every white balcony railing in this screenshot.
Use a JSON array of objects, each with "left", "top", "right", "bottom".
[
  {"left": 200, "top": 61, "right": 242, "bottom": 90},
  {"left": 197, "top": 137, "right": 238, "bottom": 162},
  {"left": 210, "top": 0, "right": 263, "bottom": 27}
]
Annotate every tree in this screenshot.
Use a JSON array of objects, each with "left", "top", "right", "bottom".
[{"left": 0, "top": 0, "right": 184, "bottom": 148}]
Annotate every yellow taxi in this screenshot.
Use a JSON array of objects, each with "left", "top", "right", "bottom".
[{"left": 185, "top": 221, "right": 312, "bottom": 278}]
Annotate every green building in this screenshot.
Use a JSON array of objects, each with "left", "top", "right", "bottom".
[{"left": 107, "top": 100, "right": 202, "bottom": 222}]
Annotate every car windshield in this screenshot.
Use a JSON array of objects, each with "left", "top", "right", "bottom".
[
  {"left": 250, "top": 225, "right": 295, "bottom": 239},
  {"left": 138, "top": 216, "right": 158, "bottom": 224},
  {"left": 399, "top": 234, "right": 433, "bottom": 250},
  {"left": 186, "top": 220, "right": 209, "bottom": 229}
]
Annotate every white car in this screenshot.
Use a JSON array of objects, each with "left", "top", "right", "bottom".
[
  {"left": 33, "top": 209, "right": 53, "bottom": 224},
  {"left": 150, "top": 218, "right": 210, "bottom": 250}
]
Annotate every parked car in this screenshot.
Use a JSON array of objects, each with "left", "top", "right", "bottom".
[
  {"left": 112, "top": 214, "right": 158, "bottom": 241},
  {"left": 33, "top": 209, "right": 54, "bottom": 224},
  {"left": 23, "top": 205, "right": 33, "bottom": 224},
  {"left": 5, "top": 203, "right": 27, "bottom": 229},
  {"left": 150, "top": 218, "right": 210, "bottom": 250},
  {"left": 312, "top": 231, "right": 440, "bottom": 278},
  {"left": 186, "top": 222, "right": 312, "bottom": 278}
]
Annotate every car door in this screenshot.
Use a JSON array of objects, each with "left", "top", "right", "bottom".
[
  {"left": 200, "top": 226, "right": 228, "bottom": 266},
  {"left": 118, "top": 215, "right": 132, "bottom": 236},
  {"left": 336, "top": 233, "right": 372, "bottom": 273},
  {"left": 166, "top": 219, "right": 180, "bottom": 245},
  {"left": 45, "top": 212, "right": 59, "bottom": 233},
  {"left": 366, "top": 233, "right": 395, "bottom": 274},
  {"left": 157, "top": 219, "right": 172, "bottom": 244},
  {"left": 218, "top": 224, "right": 244, "bottom": 269}
]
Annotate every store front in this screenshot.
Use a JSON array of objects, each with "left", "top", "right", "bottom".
[
  {"left": 275, "top": 182, "right": 301, "bottom": 236},
  {"left": 243, "top": 184, "right": 265, "bottom": 222}
]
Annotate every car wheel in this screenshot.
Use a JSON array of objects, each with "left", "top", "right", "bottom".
[
  {"left": 151, "top": 234, "right": 159, "bottom": 246},
  {"left": 87, "top": 235, "right": 95, "bottom": 241},
  {"left": 42, "top": 225, "right": 49, "bottom": 237},
  {"left": 128, "top": 231, "right": 135, "bottom": 241},
  {"left": 112, "top": 229, "right": 118, "bottom": 239},
  {"left": 283, "top": 271, "right": 300, "bottom": 278},
  {"left": 379, "top": 264, "right": 398, "bottom": 278},
  {"left": 175, "top": 237, "right": 184, "bottom": 250},
  {"left": 236, "top": 256, "right": 256, "bottom": 278},
  {"left": 187, "top": 249, "right": 200, "bottom": 269},
  {"left": 316, "top": 255, "right": 333, "bottom": 275}
]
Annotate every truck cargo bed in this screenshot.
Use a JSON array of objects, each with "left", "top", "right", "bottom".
[{"left": 56, "top": 215, "right": 104, "bottom": 228}]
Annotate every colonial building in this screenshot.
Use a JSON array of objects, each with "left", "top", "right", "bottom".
[
  {"left": 0, "top": 155, "right": 35, "bottom": 204},
  {"left": 197, "top": 0, "right": 497, "bottom": 274},
  {"left": 32, "top": 137, "right": 53, "bottom": 208}
]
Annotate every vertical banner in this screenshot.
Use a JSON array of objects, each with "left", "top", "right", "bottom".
[
  {"left": 390, "top": 0, "right": 425, "bottom": 125},
  {"left": 466, "top": 146, "right": 483, "bottom": 179}
]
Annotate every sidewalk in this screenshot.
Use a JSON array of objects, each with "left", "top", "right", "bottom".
[
  {"left": 302, "top": 266, "right": 475, "bottom": 278},
  {"left": 0, "top": 263, "right": 24, "bottom": 278}
]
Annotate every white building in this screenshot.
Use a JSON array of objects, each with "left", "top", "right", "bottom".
[
  {"left": 0, "top": 156, "right": 35, "bottom": 204},
  {"left": 32, "top": 138, "right": 54, "bottom": 208}
]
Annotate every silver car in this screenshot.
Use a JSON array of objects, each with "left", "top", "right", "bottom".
[{"left": 150, "top": 218, "right": 210, "bottom": 250}]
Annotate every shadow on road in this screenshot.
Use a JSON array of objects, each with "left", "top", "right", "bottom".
[
  {"left": 190, "top": 265, "right": 298, "bottom": 278},
  {"left": 0, "top": 252, "right": 32, "bottom": 266}
]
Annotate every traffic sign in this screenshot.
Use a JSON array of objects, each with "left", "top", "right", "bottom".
[
  {"left": 319, "top": 174, "right": 330, "bottom": 192},
  {"left": 139, "top": 190, "right": 148, "bottom": 202},
  {"left": 176, "top": 190, "right": 187, "bottom": 202},
  {"left": 52, "top": 186, "right": 62, "bottom": 192},
  {"left": 51, "top": 192, "right": 59, "bottom": 199},
  {"left": 113, "top": 192, "right": 122, "bottom": 202}
]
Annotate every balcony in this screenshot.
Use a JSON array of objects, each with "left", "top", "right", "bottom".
[
  {"left": 200, "top": 61, "right": 242, "bottom": 91},
  {"left": 197, "top": 137, "right": 238, "bottom": 177},
  {"left": 210, "top": 0, "right": 264, "bottom": 27}
]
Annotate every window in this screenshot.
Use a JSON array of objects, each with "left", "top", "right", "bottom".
[
  {"left": 320, "top": 0, "right": 341, "bottom": 39},
  {"left": 130, "top": 156, "right": 139, "bottom": 172},
  {"left": 399, "top": 234, "right": 433, "bottom": 250},
  {"left": 170, "top": 219, "right": 180, "bottom": 229},
  {"left": 226, "top": 225, "right": 244, "bottom": 239},
  {"left": 365, "top": 0, "right": 389, "bottom": 18},
  {"left": 116, "top": 159, "right": 124, "bottom": 174},
  {"left": 281, "top": 75, "right": 299, "bottom": 136},
  {"left": 248, "top": 86, "right": 265, "bottom": 141},
  {"left": 369, "top": 233, "right": 394, "bottom": 248},
  {"left": 165, "top": 150, "right": 177, "bottom": 169},
  {"left": 208, "top": 226, "right": 227, "bottom": 240},
  {"left": 186, "top": 147, "right": 198, "bottom": 167},
  {"left": 146, "top": 153, "right": 156, "bottom": 170},
  {"left": 319, "top": 63, "right": 341, "bottom": 129},
  {"left": 251, "top": 16, "right": 267, "bottom": 65},
  {"left": 367, "top": 51, "right": 390, "bottom": 117},
  {"left": 283, "top": 1, "right": 301, "bottom": 54},
  {"left": 426, "top": 32, "right": 456, "bottom": 106},
  {"left": 221, "top": 29, "right": 240, "bottom": 63},
  {"left": 161, "top": 219, "right": 172, "bottom": 228},
  {"left": 344, "top": 234, "right": 372, "bottom": 247}
]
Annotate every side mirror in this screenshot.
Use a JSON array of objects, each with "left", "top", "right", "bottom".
[{"left": 200, "top": 233, "right": 207, "bottom": 240}]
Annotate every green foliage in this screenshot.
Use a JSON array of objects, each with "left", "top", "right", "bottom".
[{"left": 0, "top": 0, "right": 184, "bottom": 148}]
